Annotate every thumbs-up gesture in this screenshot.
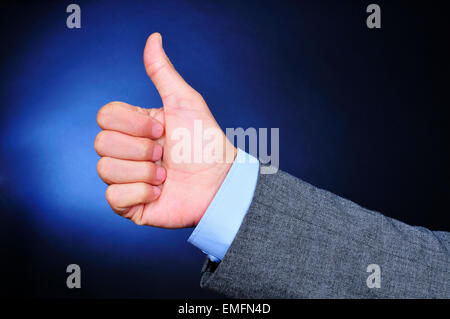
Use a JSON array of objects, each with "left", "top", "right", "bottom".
[{"left": 95, "top": 33, "right": 237, "bottom": 228}]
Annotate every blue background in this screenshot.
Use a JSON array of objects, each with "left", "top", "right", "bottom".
[{"left": 1, "top": 0, "right": 448, "bottom": 298}]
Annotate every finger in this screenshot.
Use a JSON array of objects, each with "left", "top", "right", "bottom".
[
  {"left": 97, "top": 157, "right": 166, "bottom": 185},
  {"left": 110, "top": 102, "right": 165, "bottom": 124},
  {"left": 95, "top": 130, "right": 163, "bottom": 161},
  {"left": 97, "top": 101, "right": 164, "bottom": 139},
  {"left": 106, "top": 182, "right": 161, "bottom": 214},
  {"left": 143, "top": 32, "right": 196, "bottom": 101}
]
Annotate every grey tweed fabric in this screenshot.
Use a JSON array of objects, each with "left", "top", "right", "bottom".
[{"left": 200, "top": 170, "right": 450, "bottom": 298}]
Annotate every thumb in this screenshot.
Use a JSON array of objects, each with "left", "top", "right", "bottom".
[{"left": 143, "top": 33, "right": 194, "bottom": 102}]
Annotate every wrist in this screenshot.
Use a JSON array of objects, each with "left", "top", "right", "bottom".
[{"left": 194, "top": 143, "right": 237, "bottom": 226}]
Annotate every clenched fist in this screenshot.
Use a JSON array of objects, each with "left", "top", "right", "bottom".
[{"left": 94, "top": 33, "right": 236, "bottom": 228}]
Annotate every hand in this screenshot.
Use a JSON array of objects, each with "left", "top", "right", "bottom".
[{"left": 94, "top": 33, "right": 236, "bottom": 228}]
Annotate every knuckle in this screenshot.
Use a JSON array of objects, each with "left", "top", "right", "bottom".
[
  {"left": 94, "top": 131, "right": 105, "bottom": 153},
  {"left": 96, "top": 157, "right": 110, "bottom": 179},
  {"left": 105, "top": 186, "right": 116, "bottom": 205},
  {"left": 146, "top": 58, "right": 170, "bottom": 78},
  {"left": 97, "top": 104, "right": 111, "bottom": 126},
  {"left": 97, "top": 101, "right": 122, "bottom": 126},
  {"left": 96, "top": 158, "right": 104, "bottom": 175}
]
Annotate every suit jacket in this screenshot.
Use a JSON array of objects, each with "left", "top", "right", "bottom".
[{"left": 200, "top": 169, "right": 450, "bottom": 298}]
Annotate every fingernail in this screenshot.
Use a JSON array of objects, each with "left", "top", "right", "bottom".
[
  {"left": 153, "top": 186, "right": 161, "bottom": 197},
  {"left": 152, "top": 144, "right": 163, "bottom": 161},
  {"left": 156, "top": 166, "right": 166, "bottom": 181},
  {"left": 152, "top": 123, "right": 163, "bottom": 138}
]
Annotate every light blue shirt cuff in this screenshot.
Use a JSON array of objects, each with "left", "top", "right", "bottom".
[{"left": 188, "top": 148, "right": 260, "bottom": 262}]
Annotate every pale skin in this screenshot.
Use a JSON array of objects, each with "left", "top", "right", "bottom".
[{"left": 95, "top": 33, "right": 237, "bottom": 228}]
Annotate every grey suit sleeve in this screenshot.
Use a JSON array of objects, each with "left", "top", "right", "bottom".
[{"left": 200, "top": 170, "right": 450, "bottom": 298}]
